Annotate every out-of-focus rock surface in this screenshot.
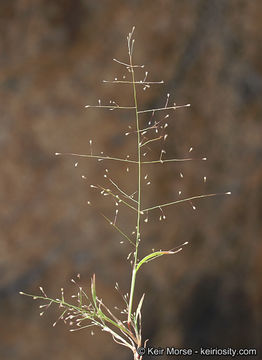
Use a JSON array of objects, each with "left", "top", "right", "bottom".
[{"left": 1, "top": 1, "right": 261, "bottom": 359}]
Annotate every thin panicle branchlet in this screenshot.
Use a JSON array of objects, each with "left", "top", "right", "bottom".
[{"left": 21, "top": 27, "right": 231, "bottom": 360}]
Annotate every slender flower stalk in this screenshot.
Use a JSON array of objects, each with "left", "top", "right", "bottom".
[{"left": 127, "top": 28, "right": 142, "bottom": 326}]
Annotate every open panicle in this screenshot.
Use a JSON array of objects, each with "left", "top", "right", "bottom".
[{"left": 21, "top": 27, "right": 231, "bottom": 360}]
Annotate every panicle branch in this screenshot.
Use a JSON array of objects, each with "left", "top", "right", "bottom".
[{"left": 142, "top": 192, "right": 231, "bottom": 212}]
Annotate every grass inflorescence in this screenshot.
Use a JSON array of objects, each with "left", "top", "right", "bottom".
[{"left": 21, "top": 27, "right": 231, "bottom": 360}]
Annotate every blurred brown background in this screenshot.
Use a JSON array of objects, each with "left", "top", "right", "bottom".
[{"left": 1, "top": 0, "right": 261, "bottom": 359}]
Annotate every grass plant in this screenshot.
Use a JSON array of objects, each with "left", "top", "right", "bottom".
[{"left": 20, "top": 27, "right": 231, "bottom": 360}]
